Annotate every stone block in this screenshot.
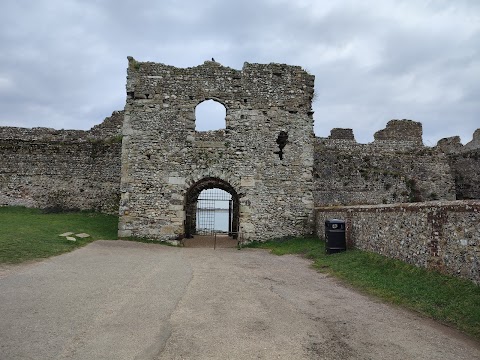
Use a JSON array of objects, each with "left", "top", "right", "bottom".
[
  {"left": 160, "top": 226, "right": 175, "bottom": 235},
  {"left": 240, "top": 176, "right": 255, "bottom": 187},
  {"left": 59, "top": 232, "right": 74, "bottom": 237},
  {"left": 168, "top": 176, "right": 186, "bottom": 185},
  {"left": 169, "top": 204, "right": 183, "bottom": 211},
  {"left": 75, "top": 233, "right": 90, "bottom": 238}
]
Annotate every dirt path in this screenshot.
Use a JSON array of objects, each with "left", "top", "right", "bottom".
[{"left": 0, "top": 240, "right": 478, "bottom": 359}]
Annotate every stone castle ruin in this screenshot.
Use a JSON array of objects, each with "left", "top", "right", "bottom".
[
  {"left": 0, "top": 58, "right": 479, "bottom": 282},
  {"left": 119, "top": 58, "right": 315, "bottom": 241}
]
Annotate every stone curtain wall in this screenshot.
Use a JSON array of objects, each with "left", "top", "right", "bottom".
[
  {"left": 1, "top": 55, "right": 477, "bottom": 246},
  {"left": 450, "top": 149, "right": 480, "bottom": 200},
  {"left": 315, "top": 201, "right": 480, "bottom": 284},
  {"left": 0, "top": 112, "right": 123, "bottom": 213},
  {"left": 436, "top": 129, "right": 480, "bottom": 200},
  {"left": 119, "top": 58, "right": 315, "bottom": 241},
  {"left": 314, "top": 120, "right": 456, "bottom": 206}
]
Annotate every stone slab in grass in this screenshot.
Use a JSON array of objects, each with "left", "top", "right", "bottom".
[
  {"left": 66, "top": 237, "right": 77, "bottom": 241},
  {"left": 75, "top": 233, "right": 90, "bottom": 238},
  {"left": 59, "top": 232, "right": 74, "bottom": 237}
]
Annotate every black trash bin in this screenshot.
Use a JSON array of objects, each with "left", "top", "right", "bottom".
[{"left": 325, "top": 219, "right": 346, "bottom": 254}]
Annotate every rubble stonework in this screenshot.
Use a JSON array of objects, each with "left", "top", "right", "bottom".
[
  {"left": 436, "top": 130, "right": 480, "bottom": 200},
  {"left": 0, "top": 58, "right": 478, "bottom": 277},
  {"left": 314, "top": 121, "right": 457, "bottom": 206},
  {"left": 118, "top": 58, "right": 316, "bottom": 241},
  {"left": 315, "top": 201, "right": 480, "bottom": 284},
  {"left": 0, "top": 111, "right": 123, "bottom": 213}
]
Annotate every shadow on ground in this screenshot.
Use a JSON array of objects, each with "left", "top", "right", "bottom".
[{"left": 182, "top": 234, "right": 238, "bottom": 248}]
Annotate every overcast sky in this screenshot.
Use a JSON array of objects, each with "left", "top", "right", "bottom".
[{"left": 0, "top": 0, "right": 478, "bottom": 145}]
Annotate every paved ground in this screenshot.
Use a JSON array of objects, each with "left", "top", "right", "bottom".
[
  {"left": 0, "top": 240, "right": 479, "bottom": 360},
  {"left": 182, "top": 234, "right": 238, "bottom": 248}
]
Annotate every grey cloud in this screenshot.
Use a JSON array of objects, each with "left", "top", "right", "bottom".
[{"left": 0, "top": 0, "right": 478, "bottom": 145}]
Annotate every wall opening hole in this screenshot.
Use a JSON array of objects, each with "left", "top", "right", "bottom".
[
  {"left": 185, "top": 178, "right": 239, "bottom": 239},
  {"left": 274, "top": 131, "right": 289, "bottom": 160},
  {"left": 195, "top": 99, "right": 226, "bottom": 131}
]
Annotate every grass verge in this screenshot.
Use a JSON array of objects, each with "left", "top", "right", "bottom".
[
  {"left": 0, "top": 206, "right": 118, "bottom": 264},
  {"left": 246, "top": 236, "right": 480, "bottom": 341}
]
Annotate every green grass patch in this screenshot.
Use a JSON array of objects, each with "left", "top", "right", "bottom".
[
  {"left": 0, "top": 206, "right": 118, "bottom": 264},
  {"left": 245, "top": 236, "right": 480, "bottom": 340}
]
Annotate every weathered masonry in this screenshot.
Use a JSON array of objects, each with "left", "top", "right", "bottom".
[
  {"left": 314, "top": 120, "right": 457, "bottom": 206},
  {"left": 315, "top": 201, "right": 480, "bottom": 284},
  {"left": 0, "top": 112, "right": 123, "bottom": 213},
  {"left": 0, "top": 58, "right": 479, "bottom": 283},
  {"left": 118, "top": 58, "right": 316, "bottom": 241}
]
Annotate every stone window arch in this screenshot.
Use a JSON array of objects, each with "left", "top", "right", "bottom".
[{"left": 195, "top": 99, "right": 226, "bottom": 131}]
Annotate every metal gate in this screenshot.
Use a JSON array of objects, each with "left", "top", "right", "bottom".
[{"left": 196, "top": 188, "right": 233, "bottom": 235}]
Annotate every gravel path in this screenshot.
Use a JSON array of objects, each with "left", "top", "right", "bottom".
[{"left": 0, "top": 240, "right": 478, "bottom": 359}]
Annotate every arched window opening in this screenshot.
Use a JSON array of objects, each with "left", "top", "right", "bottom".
[
  {"left": 196, "top": 189, "right": 232, "bottom": 235},
  {"left": 195, "top": 99, "right": 226, "bottom": 131}
]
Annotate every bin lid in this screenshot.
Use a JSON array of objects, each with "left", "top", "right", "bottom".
[{"left": 325, "top": 218, "right": 345, "bottom": 224}]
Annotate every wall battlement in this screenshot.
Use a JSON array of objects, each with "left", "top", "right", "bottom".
[
  {"left": 0, "top": 110, "right": 123, "bottom": 142},
  {"left": 321, "top": 119, "right": 423, "bottom": 149},
  {"left": 436, "top": 129, "right": 480, "bottom": 154},
  {"left": 435, "top": 129, "right": 480, "bottom": 200},
  {"left": 314, "top": 120, "right": 456, "bottom": 206},
  {"left": 126, "top": 57, "right": 314, "bottom": 114}
]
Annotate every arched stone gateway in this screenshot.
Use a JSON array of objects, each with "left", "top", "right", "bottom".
[
  {"left": 184, "top": 177, "right": 240, "bottom": 239},
  {"left": 118, "top": 58, "right": 316, "bottom": 242}
]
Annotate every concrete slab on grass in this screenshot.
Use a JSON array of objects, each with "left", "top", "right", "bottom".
[
  {"left": 59, "top": 232, "right": 74, "bottom": 237},
  {"left": 75, "top": 233, "right": 90, "bottom": 238}
]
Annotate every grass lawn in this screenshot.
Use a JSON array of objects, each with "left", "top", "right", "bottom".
[
  {"left": 246, "top": 236, "right": 480, "bottom": 341},
  {"left": 0, "top": 206, "right": 118, "bottom": 264}
]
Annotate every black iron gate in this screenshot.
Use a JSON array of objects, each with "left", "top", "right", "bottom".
[
  {"left": 196, "top": 188, "right": 232, "bottom": 235},
  {"left": 184, "top": 177, "right": 240, "bottom": 242}
]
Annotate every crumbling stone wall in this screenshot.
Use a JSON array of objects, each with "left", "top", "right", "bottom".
[
  {"left": 315, "top": 200, "right": 480, "bottom": 284},
  {"left": 314, "top": 120, "right": 456, "bottom": 206},
  {"left": 1, "top": 55, "right": 477, "bottom": 250},
  {"left": 119, "top": 58, "right": 315, "bottom": 241},
  {"left": 436, "top": 129, "right": 480, "bottom": 200},
  {"left": 0, "top": 111, "right": 123, "bottom": 213}
]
